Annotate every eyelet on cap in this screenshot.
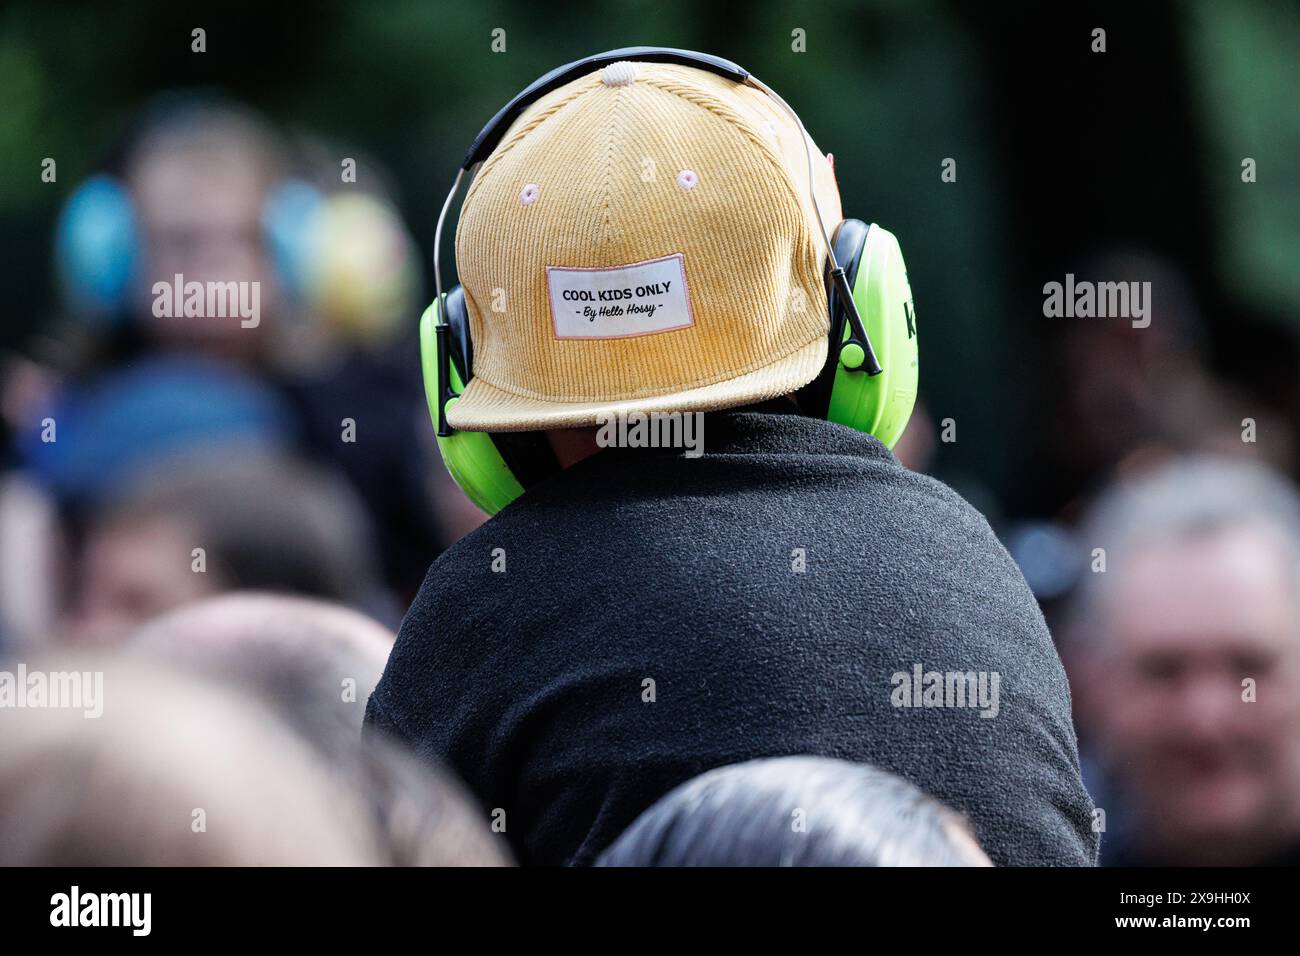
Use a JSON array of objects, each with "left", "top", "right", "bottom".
[
  {"left": 601, "top": 62, "right": 638, "bottom": 87},
  {"left": 519, "top": 183, "right": 540, "bottom": 206},
  {"left": 676, "top": 170, "right": 699, "bottom": 190}
]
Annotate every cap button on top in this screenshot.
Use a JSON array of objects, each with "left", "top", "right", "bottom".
[{"left": 600, "top": 61, "right": 639, "bottom": 87}]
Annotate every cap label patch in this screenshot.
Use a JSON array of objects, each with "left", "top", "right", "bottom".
[{"left": 547, "top": 253, "right": 693, "bottom": 339}]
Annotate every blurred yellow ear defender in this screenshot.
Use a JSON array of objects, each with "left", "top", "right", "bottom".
[{"left": 420, "top": 47, "right": 919, "bottom": 516}]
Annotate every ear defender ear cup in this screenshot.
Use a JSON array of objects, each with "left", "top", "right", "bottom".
[
  {"left": 821, "top": 220, "right": 919, "bottom": 448},
  {"left": 55, "top": 175, "right": 140, "bottom": 323},
  {"left": 261, "top": 179, "right": 327, "bottom": 305},
  {"left": 419, "top": 299, "right": 526, "bottom": 515}
]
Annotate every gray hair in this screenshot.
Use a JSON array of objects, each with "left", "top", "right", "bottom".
[
  {"left": 596, "top": 756, "right": 990, "bottom": 867},
  {"left": 1066, "top": 456, "right": 1300, "bottom": 643}
]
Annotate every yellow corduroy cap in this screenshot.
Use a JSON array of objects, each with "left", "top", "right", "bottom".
[{"left": 447, "top": 59, "right": 843, "bottom": 432}]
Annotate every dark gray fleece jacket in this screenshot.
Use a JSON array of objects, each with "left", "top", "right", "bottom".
[{"left": 366, "top": 409, "right": 1098, "bottom": 866}]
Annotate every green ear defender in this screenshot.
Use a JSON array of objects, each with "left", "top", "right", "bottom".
[
  {"left": 803, "top": 219, "right": 919, "bottom": 448},
  {"left": 419, "top": 299, "right": 526, "bottom": 515},
  {"left": 418, "top": 216, "right": 918, "bottom": 517},
  {"left": 419, "top": 50, "right": 919, "bottom": 517}
]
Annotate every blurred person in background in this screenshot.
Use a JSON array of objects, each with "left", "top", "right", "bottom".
[
  {"left": 1005, "top": 252, "right": 1296, "bottom": 625},
  {"left": 5, "top": 93, "right": 476, "bottom": 623},
  {"left": 4, "top": 353, "right": 300, "bottom": 646},
  {"left": 10, "top": 98, "right": 298, "bottom": 417},
  {"left": 0, "top": 655, "right": 384, "bottom": 865},
  {"left": 130, "top": 593, "right": 510, "bottom": 866},
  {"left": 1038, "top": 253, "right": 1295, "bottom": 510},
  {"left": 255, "top": 147, "right": 486, "bottom": 593},
  {"left": 0, "top": 470, "right": 62, "bottom": 652},
  {"left": 597, "top": 756, "right": 992, "bottom": 867},
  {"left": 1063, "top": 457, "right": 1300, "bottom": 865},
  {"left": 81, "top": 96, "right": 293, "bottom": 362},
  {"left": 65, "top": 451, "right": 389, "bottom": 645},
  {"left": 16, "top": 350, "right": 300, "bottom": 512}
]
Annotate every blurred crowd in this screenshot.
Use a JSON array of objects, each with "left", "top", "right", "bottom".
[
  {"left": 1, "top": 95, "right": 485, "bottom": 649},
  {"left": 1, "top": 89, "right": 1299, "bottom": 867}
]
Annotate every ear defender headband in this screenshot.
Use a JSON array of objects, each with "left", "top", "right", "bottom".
[{"left": 421, "top": 46, "right": 919, "bottom": 515}]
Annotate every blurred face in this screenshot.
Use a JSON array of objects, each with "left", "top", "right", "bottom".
[
  {"left": 129, "top": 144, "right": 279, "bottom": 359},
  {"left": 1082, "top": 525, "right": 1300, "bottom": 863},
  {"left": 68, "top": 514, "right": 222, "bottom": 646}
]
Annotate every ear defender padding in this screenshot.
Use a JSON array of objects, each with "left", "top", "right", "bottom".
[
  {"left": 55, "top": 175, "right": 140, "bottom": 323},
  {"left": 419, "top": 300, "right": 526, "bottom": 515},
  {"left": 823, "top": 220, "right": 919, "bottom": 449}
]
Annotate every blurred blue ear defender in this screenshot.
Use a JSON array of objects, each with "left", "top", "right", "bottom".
[
  {"left": 55, "top": 173, "right": 324, "bottom": 326},
  {"left": 55, "top": 175, "right": 140, "bottom": 324}
]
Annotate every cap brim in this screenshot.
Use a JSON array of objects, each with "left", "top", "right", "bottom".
[{"left": 446, "top": 334, "right": 829, "bottom": 432}]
